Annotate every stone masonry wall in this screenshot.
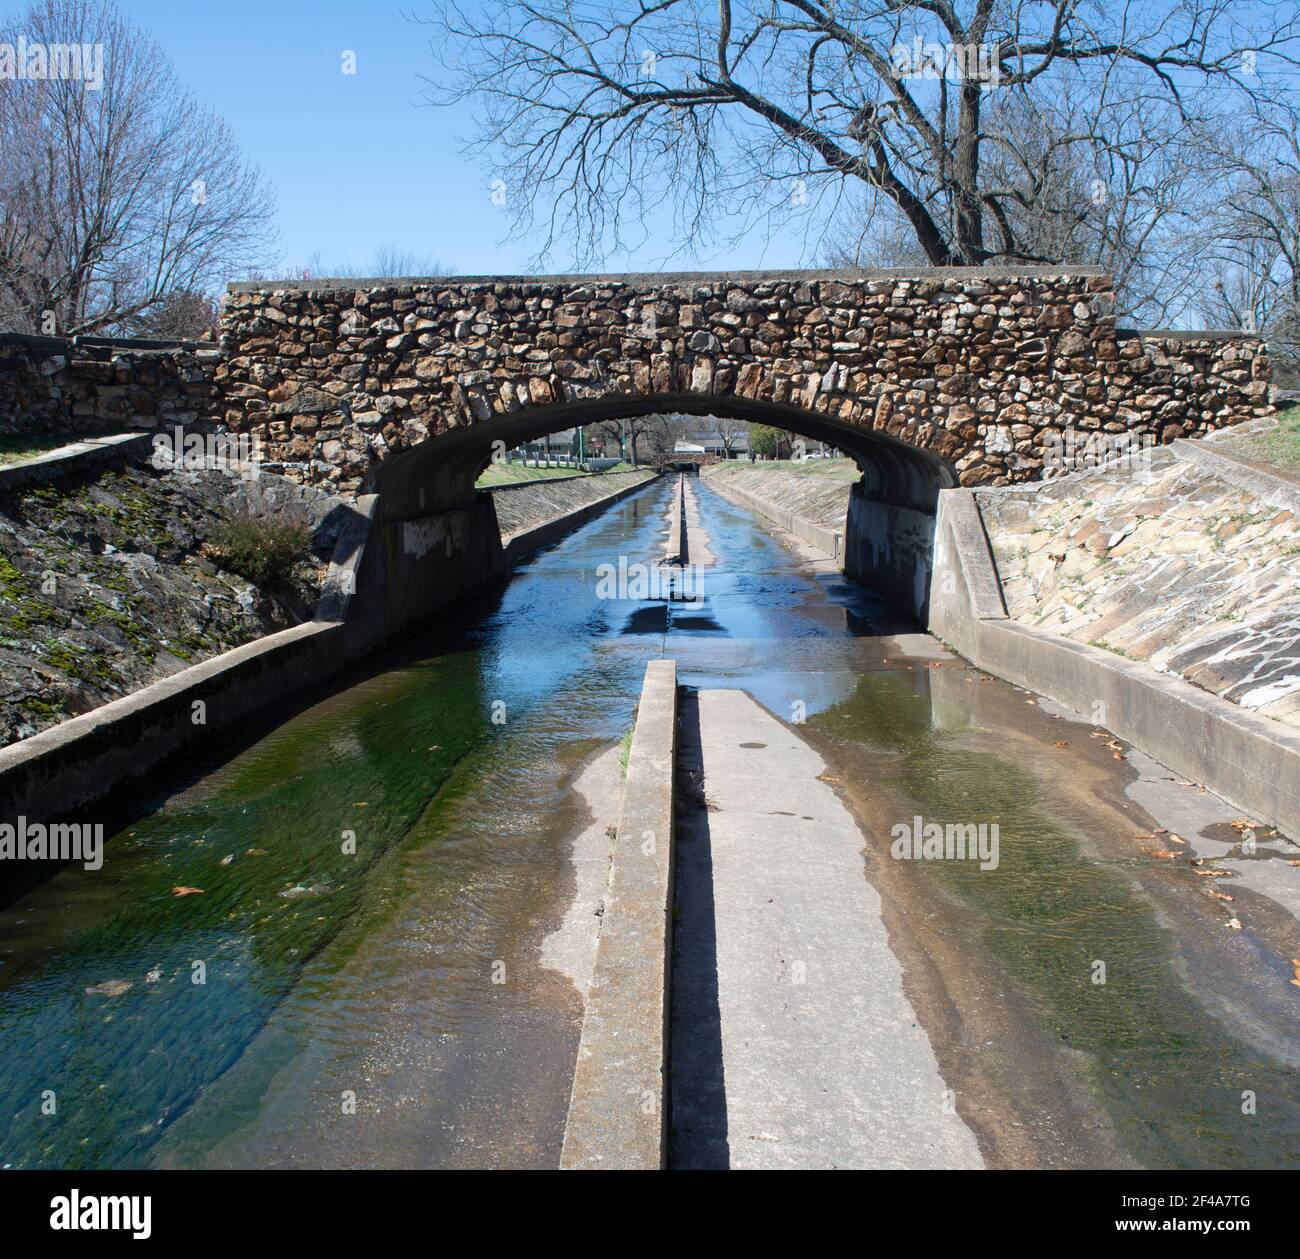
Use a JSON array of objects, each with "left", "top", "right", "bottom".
[
  {"left": 218, "top": 269, "right": 1273, "bottom": 494},
  {"left": 0, "top": 334, "right": 222, "bottom": 438}
]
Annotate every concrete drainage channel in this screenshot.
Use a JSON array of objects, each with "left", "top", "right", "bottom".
[
  {"left": 0, "top": 468, "right": 661, "bottom": 832},
  {"left": 702, "top": 467, "right": 1300, "bottom": 842}
]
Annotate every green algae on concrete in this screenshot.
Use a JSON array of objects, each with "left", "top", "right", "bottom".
[{"left": 811, "top": 668, "right": 1300, "bottom": 1170}]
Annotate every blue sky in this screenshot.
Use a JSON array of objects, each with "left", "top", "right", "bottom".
[{"left": 98, "top": 0, "right": 810, "bottom": 278}]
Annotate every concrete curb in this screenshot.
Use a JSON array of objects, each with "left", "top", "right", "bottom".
[
  {"left": 663, "top": 474, "right": 685, "bottom": 564},
  {"left": 561, "top": 658, "right": 677, "bottom": 1170},
  {"left": 929, "top": 488, "right": 1300, "bottom": 837},
  {"left": 0, "top": 433, "right": 153, "bottom": 490},
  {"left": 705, "top": 472, "right": 844, "bottom": 563},
  {"left": 0, "top": 621, "right": 343, "bottom": 837}
]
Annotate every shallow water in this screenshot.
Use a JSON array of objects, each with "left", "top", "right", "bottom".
[{"left": 1, "top": 475, "right": 1297, "bottom": 1169}]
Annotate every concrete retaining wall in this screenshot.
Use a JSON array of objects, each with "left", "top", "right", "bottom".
[
  {"left": 561, "top": 657, "right": 678, "bottom": 1170},
  {"left": 0, "top": 473, "right": 662, "bottom": 835},
  {"left": 928, "top": 488, "right": 1300, "bottom": 837},
  {"left": 502, "top": 472, "right": 661, "bottom": 565},
  {"left": 844, "top": 486, "right": 935, "bottom": 620},
  {"left": 0, "top": 432, "right": 153, "bottom": 490},
  {"left": 0, "top": 621, "right": 344, "bottom": 856}
]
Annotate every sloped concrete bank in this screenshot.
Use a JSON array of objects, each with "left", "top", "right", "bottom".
[
  {"left": 704, "top": 458, "right": 1299, "bottom": 836},
  {"left": 0, "top": 453, "right": 343, "bottom": 746},
  {"left": 929, "top": 488, "right": 1300, "bottom": 837},
  {"left": 500, "top": 470, "right": 658, "bottom": 563},
  {"left": 561, "top": 658, "right": 677, "bottom": 1170},
  {"left": 0, "top": 472, "right": 662, "bottom": 839}
]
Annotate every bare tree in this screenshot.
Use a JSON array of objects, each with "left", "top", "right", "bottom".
[
  {"left": 126, "top": 288, "right": 220, "bottom": 340},
  {"left": 298, "top": 243, "right": 451, "bottom": 279},
  {"left": 1198, "top": 105, "right": 1300, "bottom": 382},
  {"left": 421, "top": 1, "right": 1299, "bottom": 275},
  {"left": 0, "top": 0, "right": 275, "bottom": 336},
  {"left": 714, "top": 414, "right": 747, "bottom": 457},
  {"left": 597, "top": 412, "right": 670, "bottom": 466}
]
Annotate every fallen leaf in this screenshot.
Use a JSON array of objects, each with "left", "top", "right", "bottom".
[
  {"left": 85, "top": 980, "right": 132, "bottom": 997},
  {"left": 218, "top": 854, "right": 234, "bottom": 866},
  {"left": 1227, "top": 918, "right": 1242, "bottom": 930},
  {"left": 1053, "top": 740, "right": 1069, "bottom": 748},
  {"left": 1206, "top": 889, "right": 1234, "bottom": 902},
  {"left": 172, "top": 886, "right": 205, "bottom": 897},
  {"left": 1144, "top": 849, "right": 1180, "bottom": 860}
]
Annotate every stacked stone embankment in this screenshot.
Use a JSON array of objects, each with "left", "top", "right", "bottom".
[
  {"left": 219, "top": 269, "right": 1272, "bottom": 494},
  {"left": 978, "top": 444, "right": 1300, "bottom": 732},
  {"left": 0, "top": 460, "right": 342, "bottom": 744}
]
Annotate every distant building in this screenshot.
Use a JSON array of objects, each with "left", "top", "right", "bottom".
[{"left": 681, "top": 428, "right": 749, "bottom": 457}]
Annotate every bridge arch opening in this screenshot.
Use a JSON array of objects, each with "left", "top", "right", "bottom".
[{"left": 375, "top": 395, "right": 954, "bottom": 622}]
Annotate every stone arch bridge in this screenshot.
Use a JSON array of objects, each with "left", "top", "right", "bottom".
[{"left": 219, "top": 268, "right": 1271, "bottom": 636}]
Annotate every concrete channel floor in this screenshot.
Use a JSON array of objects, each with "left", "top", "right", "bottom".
[{"left": 670, "top": 687, "right": 984, "bottom": 1170}]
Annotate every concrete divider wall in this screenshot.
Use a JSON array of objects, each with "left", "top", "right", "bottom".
[
  {"left": 663, "top": 474, "right": 685, "bottom": 563},
  {"left": 928, "top": 488, "right": 1300, "bottom": 837},
  {"left": 561, "top": 657, "right": 678, "bottom": 1170}
]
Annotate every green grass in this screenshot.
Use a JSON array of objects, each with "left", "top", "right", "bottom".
[
  {"left": 713, "top": 456, "right": 860, "bottom": 481},
  {"left": 0, "top": 433, "right": 86, "bottom": 465},
  {"left": 1252, "top": 402, "right": 1300, "bottom": 471},
  {"left": 475, "top": 460, "right": 641, "bottom": 486}
]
